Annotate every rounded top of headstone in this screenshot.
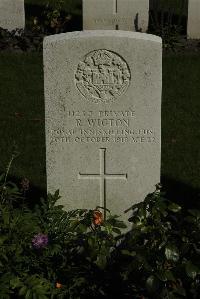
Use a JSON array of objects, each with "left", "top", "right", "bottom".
[{"left": 44, "top": 30, "right": 162, "bottom": 45}]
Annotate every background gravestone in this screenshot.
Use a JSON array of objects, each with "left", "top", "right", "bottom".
[
  {"left": 187, "top": 0, "right": 200, "bottom": 39},
  {"left": 0, "top": 0, "right": 25, "bottom": 31},
  {"left": 44, "top": 30, "right": 162, "bottom": 221},
  {"left": 83, "top": 0, "right": 149, "bottom": 32}
]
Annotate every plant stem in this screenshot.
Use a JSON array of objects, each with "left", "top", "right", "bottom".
[{"left": 1, "top": 154, "right": 15, "bottom": 204}]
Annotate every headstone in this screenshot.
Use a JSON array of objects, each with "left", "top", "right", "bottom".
[
  {"left": 0, "top": 0, "right": 25, "bottom": 31},
  {"left": 187, "top": 0, "right": 200, "bottom": 39},
  {"left": 83, "top": 0, "right": 149, "bottom": 32},
  {"left": 44, "top": 31, "right": 162, "bottom": 222}
]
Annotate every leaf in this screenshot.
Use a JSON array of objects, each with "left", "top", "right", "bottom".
[
  {"left": 113, "top": 221, "right": 127, "bottom": 229},
  {"left": 146, "top": 275, "right": 160, "bottom": 293},
  {"left": 95, "top": 254, "right": 107, "bottom": 269},
  {"left": 155, "top": 200, "right": 167, "bottom": 212},
  {"left": 0, "top": 236, "right": 8, "bottom": 245},
  {"left": 185, "top": 216, "right": 195, "bottom": 224},
  {"left": 19, "top": 286, "right": 27, "bottom": 296},
  {"left": 193, "top": 244, "right": 200, "bottom": 255},
  {"left": 10, "top": 277, "right": 22, "bottom": 289},
  {"left": 2, "top": 212, "right": 10, "bottom": 225},
  {"left": 77, "top": 223, "right": 88, "bottom": 233},
  {"left": 166, "top": 293, "right": 181, "bottom": 299},
  {"left": 168, "top": 203, "right": 181, "bottom": 213},
  {"left": 121, "top": 250, "right": 136, "bottom": 257},
  {"left": 156, "top": 270, "right": 176, "bottom": 282},
  {"left": 173, "top": 286, "right": 186, "bottom": 297},
  {"left": 112, "top": 228, "right": 121, "bottom": 234},
  {"left": 54, "top": 189, "right": 61, "bottom": 200},
  {"left": 25, "top": 289, "right": 32, "bottom": 299},
  {"left": 165, "top": 244, "right": 179, "bottom": 262},
  {"left": 0, "top": 173, "right": 5, "bottom": 182},
  {"left": 188, "top": 209, "right": 200, "bottom": 219},
  {"left": 185, "top": 261, "right": 200, "bottom": 279},
  {"left": 158, "top": 240, "right": 167, "bottom": 250},
  {"left": 1, "top": 253, "right": 8, "bottom": 262}
]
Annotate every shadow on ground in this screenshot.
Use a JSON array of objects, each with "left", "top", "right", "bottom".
[
  {"left": 2, "top": 173, "right": 200, "bottom": 211},
  {"left": 161, "top": 175, "right": 200, "bottom": 209}
]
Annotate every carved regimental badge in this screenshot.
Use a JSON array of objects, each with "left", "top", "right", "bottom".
[{"left": 75, "top": 49, "right": 131, "bottom": 103}]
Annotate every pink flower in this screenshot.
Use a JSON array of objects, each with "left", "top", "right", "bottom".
[
  {"left": 32, "top": 233, "right": 48, "bottom": 249},
  {"left": 21, "top": 178, "right": 30, "bottom": 191}
]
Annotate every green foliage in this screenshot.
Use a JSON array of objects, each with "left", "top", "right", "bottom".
[
  {"left": 148, "top": 0, "right": 187, "bottom": 51},
  {"left": 0, "top": 157, "right": 200, "bottom": 298},
  {"left": 117, "top": 185, "right": 200, "bottom": 298},
  {"left": 25, "top": 0, "right": 81, "bottom": 14},
  {"left": 0, "top": 28, "right": 44, "bottom": 52},
  {"left": 155, "top": 24, "right": 184, "bottom": 51},
  {"left": 38, "top": 0, "right": 73, "bottom": 34},
  {"left": 26, "top": 0, "right": 79, "bottom": 35}
]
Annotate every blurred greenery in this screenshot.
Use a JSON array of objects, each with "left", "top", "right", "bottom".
[
  {"left": 25, "top": 0, "right": 82, "bottom": 15},
  {"left": 24, "top": 0, "right": 187, "bottom": 18},
  {"left": 24, "top": 0, "right": 187, "bottom": 14},
  {"left": 150, "top": 0, "right": 188, "bottom": 15}
]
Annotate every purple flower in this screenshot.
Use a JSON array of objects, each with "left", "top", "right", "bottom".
[
  {"left": 32, "top": 233, "right": 48, "bottom": 249},
  {"left": 21, "top": 178, "right": 30, "bottom": 191}
]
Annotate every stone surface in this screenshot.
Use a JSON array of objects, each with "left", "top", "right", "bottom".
[
  {"left": 83, "top": 0, "right": 149, "bottom": 32},
  {"left": 0, "top": 0, "right": 25, "bottom": 31},
  {"left": 44, "top": 31, "right": 162, "bottom": 222},
  {"left": 187, "top": 0, "right": 200, "bottom": 39}
]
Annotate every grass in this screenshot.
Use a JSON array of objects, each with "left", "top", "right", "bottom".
[
  {"left": 0, "top": 51, "right": 200, "bottom": 200},
  {"left": 0, "top": 53, "right": 46, "bottom": 192},
  {"left": 162, "top": 52, "right": 200, "bottom": 200}
]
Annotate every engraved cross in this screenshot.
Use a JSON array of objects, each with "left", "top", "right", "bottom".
[{"left": 78, "top": 148, "right": 127, "bottom": 218}]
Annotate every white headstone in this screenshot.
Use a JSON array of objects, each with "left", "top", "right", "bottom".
[
  {"left": 0, "top": 0, "right": 25, "bottom": 31},
  {"left": 44, "top": 31, "right": 162, "bottom": 222},
  {"left": 83, "top": 0, "right": 149, "bottom": 32},
  {"left": 187, "top": 0, "right": 200, "bottom": 39}
]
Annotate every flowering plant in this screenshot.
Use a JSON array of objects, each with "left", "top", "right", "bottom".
[
  {"left": 0, "top": 155, "right": 200, "bottom": 298},
  {"left": 32, "top": 233, "right": 49, "bottom": 249}
]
